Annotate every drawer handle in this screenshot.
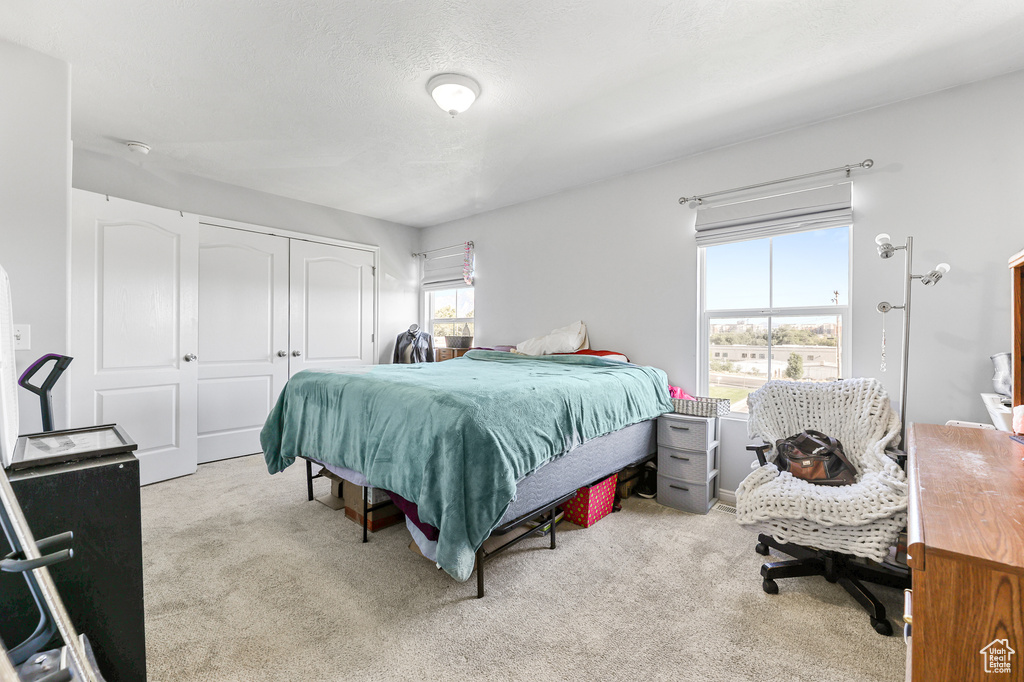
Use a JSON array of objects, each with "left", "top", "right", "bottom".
[
  {"left": 903, "top": 589, "right": 913, "bottom": 625},
  {"left": 669, "top": 484, "right": 689, "bottom": 492},
  {"left": 669, "top": 425, "right": 690, "bottom": 431},
  {"left": 669, "top": 455, "right": 691, "bottom": 461}
]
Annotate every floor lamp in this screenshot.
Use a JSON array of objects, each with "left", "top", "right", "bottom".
[{"left": 875, "top": 234, "right": 950, "bottom": 448}]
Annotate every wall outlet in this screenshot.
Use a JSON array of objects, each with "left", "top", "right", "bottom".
[{"left": 12, "top": 324, "right": 30, "bottom": 350}]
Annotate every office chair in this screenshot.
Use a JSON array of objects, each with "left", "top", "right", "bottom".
[{"left": 736, "top": 379, "right": 910, "bottom": 636}]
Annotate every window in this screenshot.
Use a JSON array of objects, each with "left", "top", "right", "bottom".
[
  {"left": 426, "top": 287, "right": 474, "bottom": 348},
  {"left": 701, "top": 225, "right": 850, "bottom": 414}
]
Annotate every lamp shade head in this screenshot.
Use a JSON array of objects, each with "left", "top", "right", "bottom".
[
  {"left": 427, "top": 74, "right": 480, "bottom": 116},
  {"left": 921, "top": 263, "right": 951, "bottom": 286},
  {"left": 874, "top": 233, "right": 891, "bottom": 246}
]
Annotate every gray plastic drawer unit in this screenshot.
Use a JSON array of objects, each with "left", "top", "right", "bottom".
[{"left": 656, "top": 413, "right": 719, "bottom": 514}]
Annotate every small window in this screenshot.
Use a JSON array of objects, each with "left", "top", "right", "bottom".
[
  {"left": 759, "top": 353, "right": 766, "bottom": 359},
  {"left": 714, "top": 352, "right": 721, "bottom": 358},
  {"left": 426, "top": 287, "right": 474, "bottom": 347},
  {"left": 741, "top": 353, "right": 748, "bottom": 359}
]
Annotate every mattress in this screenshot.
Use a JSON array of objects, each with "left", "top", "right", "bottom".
[{"left": 498, "top": 419, "right": 655, "bottom": 524}]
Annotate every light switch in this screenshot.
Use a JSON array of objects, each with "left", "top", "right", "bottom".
[{"left": 13, "top": 324, "right": 30, "bottom": 350}]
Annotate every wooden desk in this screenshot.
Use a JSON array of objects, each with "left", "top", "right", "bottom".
[{"left": 906, "top": 423, "right": 1024, "bottom": 681}]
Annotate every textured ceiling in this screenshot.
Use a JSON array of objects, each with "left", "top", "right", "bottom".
[{"left": 3, "top": 1, "right": 1024, "bottom": 227}]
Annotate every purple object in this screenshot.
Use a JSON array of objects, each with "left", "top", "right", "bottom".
[
  {"left": 386, "top": 490, "right": 440, "bottom": 541},
  {"left": 18, "top": 353, "right": 66, "bottom": 385}
]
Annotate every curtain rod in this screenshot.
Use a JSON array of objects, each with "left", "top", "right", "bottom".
[
  {"left": 412, "top": 241, "right": 474, "bottom": 258},
  {"left": 679, "top": 159, "right": 873, "bottom": 206}
]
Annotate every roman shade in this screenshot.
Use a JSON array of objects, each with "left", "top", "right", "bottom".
[
  {"left": 422, "top": 242, "right": 473, "bottom": 290},
  {"left": 694, "top": 182, "right": 852, "bottom": 246}
]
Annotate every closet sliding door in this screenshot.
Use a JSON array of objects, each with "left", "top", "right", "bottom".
[
  {"left": 69, "top": 190, "right": 199, "bottom": 485},
  {"left": 289, "top": 240, "right": 375, "bottom": 373},
  {"left": 70, "top": 191, "right": 379, "bottom": 484},
  {"left": 196, "top": 225, "right": 289, "bottom": 463}
]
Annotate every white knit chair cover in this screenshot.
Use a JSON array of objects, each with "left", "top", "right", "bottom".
[{"left": 735, "top": 378, "right": 907, "bottom": 562}]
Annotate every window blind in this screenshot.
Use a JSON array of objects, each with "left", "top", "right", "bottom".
[
  {"left": 422, "top": 242, "right": 473, "bottom": 290},
  {"left": 694, "top": 182, "right": 852, "bottom": 246}
]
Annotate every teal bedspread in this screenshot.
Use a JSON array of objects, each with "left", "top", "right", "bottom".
[{"left": 260, "top": 350, "right": 671, "bottom": 581}]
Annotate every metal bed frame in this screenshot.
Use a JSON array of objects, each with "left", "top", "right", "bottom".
[
  {"left": 302, "top": 458, "right": 398, "bottom": 544},
  {"left": 301, "top": 447, "right": 656, "bottom": 598}
]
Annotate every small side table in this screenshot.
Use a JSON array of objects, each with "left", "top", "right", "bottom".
[{"left": 655, "top": 412, "right": 719, "bottom": 514}]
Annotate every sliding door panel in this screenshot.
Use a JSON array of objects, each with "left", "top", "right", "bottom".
[
  {"left": 289, "top": 240, "right": 375, "bottom": 374},
  {"left": 197, "top": 225, "right": 288, "bottom": 463},
  {"left": 69, "top": 190, "right": 198, "bottom": 485}
]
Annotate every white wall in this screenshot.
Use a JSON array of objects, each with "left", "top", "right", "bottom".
[
  {"left": 72, "top": 149, "right": 421, "bottom": 365},
  {"left": 0, "top": 39, "right": 71, "bottom": 433},
  {"left": 419, "top": 69, "right": 1024, "bottom": 492}
]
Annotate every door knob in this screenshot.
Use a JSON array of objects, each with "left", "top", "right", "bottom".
[
  {"left": 277, "top": 350, "right": 287, "bottom": 357},
  {"left": 183, "top": 353, "right": 197, "bottom": 362},
  {"left": 291, "top": 350, "right": 302, "bottom": 357}
]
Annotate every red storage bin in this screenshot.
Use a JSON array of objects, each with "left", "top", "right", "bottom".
[{"left": 562, "top": 473, "right": 618, "bottom": 528}]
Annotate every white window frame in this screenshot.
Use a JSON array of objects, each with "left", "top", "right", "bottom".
[
  {"left": 423, "top": 284, "right": 475, "bottom": 347},
  {"left": 697, "top": 225, "right": 853, "bottom": 417}
]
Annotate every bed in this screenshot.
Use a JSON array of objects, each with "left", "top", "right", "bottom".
[{"left": 260, "top": 350, "right": 671, "bottom": 595}]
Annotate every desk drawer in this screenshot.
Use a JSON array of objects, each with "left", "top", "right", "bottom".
[
  {"left": 657, "top": 416, "right": 714, "bottom": 451},
  {"left": 659, "top": 446, "right": 715, "bottom": 483}
]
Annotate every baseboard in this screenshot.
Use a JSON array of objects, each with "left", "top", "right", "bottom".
[{"left": 718, "top": 488, "right": 736, "bottom": 506}]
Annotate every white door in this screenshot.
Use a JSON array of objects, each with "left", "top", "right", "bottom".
[
  {"left": 69, "top": 190, "right": 199, "bottom": 485},
  {"left": 197, "top": 225, "right": 289, "bottom": 463},
  {"left": 289, "top": 240, "right": 375, "bottom": 374}
]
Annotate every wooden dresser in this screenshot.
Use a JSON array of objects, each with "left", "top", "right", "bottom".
[
  {"left": 435, "top": 347, "right": 470, "bottom": 361},
  {"left": 906, "top": 423, "right": 1024, "bottom": 681}
]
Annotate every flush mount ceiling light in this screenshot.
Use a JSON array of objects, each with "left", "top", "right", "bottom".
[
  {"left": 125, "top": 141, "right": 151, "bottom": 154},
  {"left": 427, "top": 74, "right": 480, "bottom": 117}
]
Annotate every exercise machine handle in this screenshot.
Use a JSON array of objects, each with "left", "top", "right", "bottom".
[{"left": 17, "top": 354, "right": 73, "bottom": 432}]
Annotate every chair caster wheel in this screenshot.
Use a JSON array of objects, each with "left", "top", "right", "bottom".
[
  {"left": 762, "top": 578, "right": 778, "bottom": 594},
  {"left": 755, "top": 542, "right": 770, "bottom": 556},
  {"left": 871, "top": 618, "right": 893, "bottom": 636}
]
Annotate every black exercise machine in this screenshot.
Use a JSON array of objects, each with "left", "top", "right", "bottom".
[{"left": 1, "top": 350, "right": 111, "bottom": 681}]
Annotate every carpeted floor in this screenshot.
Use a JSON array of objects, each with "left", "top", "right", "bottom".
[{"left": 140, "top": 454, "right": 906, "bottom": 681}]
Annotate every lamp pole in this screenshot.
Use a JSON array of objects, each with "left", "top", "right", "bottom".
[
  {"left": 875, "top": 234, "right": 948, "bottom": 449},
  {"left": 899, "top": 237, "right": 914, "bottom": 448}
]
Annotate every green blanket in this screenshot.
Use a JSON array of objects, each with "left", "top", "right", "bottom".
[{"left": 261, "top": 350, "right": 671, "bottom": 580}]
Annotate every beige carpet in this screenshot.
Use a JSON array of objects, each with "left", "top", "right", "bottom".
[{"left": 140, "top": 454, "right": 906, "bottom": 681}]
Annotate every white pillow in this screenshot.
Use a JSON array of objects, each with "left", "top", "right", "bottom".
[{"left": 516, "top": 321, "right": 589, "bottom": 356}]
